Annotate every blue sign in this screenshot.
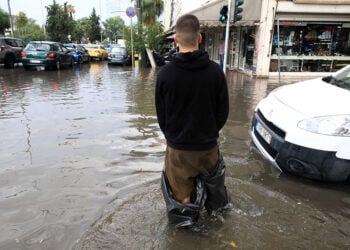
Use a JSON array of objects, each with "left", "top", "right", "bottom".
[{"left": 126, "top": 6, "right": 136, "bottom": 18}]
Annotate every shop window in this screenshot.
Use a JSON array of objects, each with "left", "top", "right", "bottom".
[{"left": 270, "top": 22, "right": 350, "bottom": 72}]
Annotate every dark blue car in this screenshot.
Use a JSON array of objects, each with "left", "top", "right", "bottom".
[{"left": 64, "top": 43, "right": 90, "bottom": 64}]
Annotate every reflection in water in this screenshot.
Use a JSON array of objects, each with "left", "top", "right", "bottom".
[{"left": 0, "top": 65, "right": 349, "bottom": 249}]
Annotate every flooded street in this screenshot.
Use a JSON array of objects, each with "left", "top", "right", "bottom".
[{"left": 0, "top": 62, "right": 349, "bottom": 249}]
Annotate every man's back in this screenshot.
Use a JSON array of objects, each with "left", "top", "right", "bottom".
[{"left": 155, "top": 50, "right": 228, "bottom": 151}]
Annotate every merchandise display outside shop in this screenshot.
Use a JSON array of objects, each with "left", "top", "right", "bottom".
[{"left": 270, "top": 22, "right": 350, "bottom": 73}]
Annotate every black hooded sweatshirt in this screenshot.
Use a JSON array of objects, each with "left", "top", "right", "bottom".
[{"left": 155, "top": 50, "right": 229, "bottom": 151}]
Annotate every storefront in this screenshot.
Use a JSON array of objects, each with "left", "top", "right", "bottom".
[{"left": 270, "top": 21, "right": 350, "bottom": 73}]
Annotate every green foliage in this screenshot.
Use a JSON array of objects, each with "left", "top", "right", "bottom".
[
  {"left": 145, "top": 21, "right": 164, "bottom": 50},
  {"left": 141, "top": 0, "right": 164, "bottom": 27},
  {"left": 46, "top": 1, "right": 74, "bottom": 42},
  {"left": 87, "top": 8, "right": 101, "bottom": 43},
  {"left": 73, "top": 17, "right": 90, "bottom": 43},
  {"left": 17, "top": 24, "right": 47, "bottom": 42},
  {"left": 0, "top": 7, "right": 10, "bottom": 35},
  {"left": 123, "top": 23, "right": 143, "bottom": 53},
  {"left": 123, "top": 21, "right": 165, "bottom": 53},
  {"left": 102, "top": 16, "right": 125, "bottom": 44}
]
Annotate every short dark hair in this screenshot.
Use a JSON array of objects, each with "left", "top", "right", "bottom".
[{"left": 175, "top": 14, "right": 200, "bottom": 47}]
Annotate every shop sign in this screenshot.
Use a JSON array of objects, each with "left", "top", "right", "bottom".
[{"left": 279, "top": 21, "right": 306, "bottom": 26}]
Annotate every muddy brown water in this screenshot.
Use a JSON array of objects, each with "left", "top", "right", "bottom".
[{"left": 0, "top": 62, "right": 349, "bottom": 249}]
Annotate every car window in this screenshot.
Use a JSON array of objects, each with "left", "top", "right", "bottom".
[
  {"left": 111, "top": 47, "right": 126, "bottom": 54},
  {"left": 26, "top": 43, "right": 51, "bottom": 51},
  {"left": 52, "top": 44, "right": 60, "bottom": 52},
  {"left": 61, "top": 46, "right": 69, "bottom": 52},
  {"left": 15, "top": 39, "right": 25, "bottom": 47},
  {"left": 85, "top": 45, "right": 98, "bottom": 49},
  {"left": 4, "top": 39, "right": 16, "bottom": 47}
]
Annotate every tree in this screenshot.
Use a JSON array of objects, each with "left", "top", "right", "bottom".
[
  {"left": 13, "top": 12, "right": 46, "bottom": 41},
  {"left": 87, "top": 8, "right": 101, "bottom": 43},
  {"left": 103, "top": 16, "right": 125, "bottom": 44},
  {"left": 46, "top": 1, "right": 74, "bottom": 42},
  {"left": 134, "top": 0, "right": 164, "bottom": 67},
  {"left": 0, "top": 7, "right": 10, "bottom": 35},
  {"left": 141, "top": 0, "right": 164, "bottom": 27},
  {"left": 145, "top": 21, "right": 164, "bottom": 50},
  {"left": 67, "top": 4, "right": 75, "bottom": 18},
  {"left": 74, "top": 17, "right": 90, "bottom": 43}
]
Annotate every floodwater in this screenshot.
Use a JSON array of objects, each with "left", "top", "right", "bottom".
[{"left": 0, "top": 62, "right": 349, "bottom": 250}]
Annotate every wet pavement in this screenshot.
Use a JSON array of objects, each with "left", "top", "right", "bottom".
[{"left": 0, "top": 62, "right": 349, "bottom": 250}]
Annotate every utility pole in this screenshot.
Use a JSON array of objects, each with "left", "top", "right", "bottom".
[
  {"left": 7, "top": 0, "right": 14, "bottom": 36},
  {"left": 223, "top": 0, "right": 231, "bottom": 74}
]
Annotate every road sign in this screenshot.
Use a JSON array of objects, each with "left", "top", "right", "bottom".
[{"left": 126, "top": 6, "right": 136, "bottom": 18}]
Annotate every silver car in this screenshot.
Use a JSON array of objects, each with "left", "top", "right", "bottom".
[{"left": 107, "top": 46, "right": 131, "bottom": 66}]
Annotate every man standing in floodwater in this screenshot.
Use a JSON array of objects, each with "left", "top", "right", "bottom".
[{"left": 155, "top": 14, "right": 230, "bottom": 233}]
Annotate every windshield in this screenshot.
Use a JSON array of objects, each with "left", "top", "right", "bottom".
[
  {"left": 111, "top": 47, "right": 126, "bottom": 54},
  {"left": 322, "top": 65, "right": 350, "bottom": 90},
  {"left": 25, "top": 43, "right": 51, "bottom": 51},
  {"left": 85, "top": 45, "right": 99, "bottom": 49}
]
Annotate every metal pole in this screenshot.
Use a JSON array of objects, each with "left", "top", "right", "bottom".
[
  {"left": 130, "top": 18, "right": 134, "bottom": 68},
  {"left": 223, "top": 0, "right": 232, "bottom": 74},
  {"left": 7, "top": 0, "right": 14, "bottom": 36},
  {"left": 277, "top": 17, "right": 280, "bottom": 80}
]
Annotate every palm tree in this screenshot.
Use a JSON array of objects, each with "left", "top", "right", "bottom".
[
  {"left": 67, "top": 4, "right": 75, "bottom": 18},
  {"left": 140, "top": 0, "right": 164, "bottom": 27}
]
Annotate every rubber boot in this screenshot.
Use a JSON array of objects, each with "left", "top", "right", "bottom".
[
  {"left": 161, "top": 171, "right": 206, "bottom": 229},
  {"left": 201, "top": 154, "right": 230, "bottom": 215}
]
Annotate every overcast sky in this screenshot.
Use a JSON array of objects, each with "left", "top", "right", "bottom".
[{"left": 0, "top": 0, "right": 137, "bottom": 25}]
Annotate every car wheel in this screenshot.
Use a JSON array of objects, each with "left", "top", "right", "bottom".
[
  {"left": 23, "top": 65, "right": 31, "bottom": 70},
  {"left": 70, "top": 58, "right": 74, "bottom": 67},
  {"left": 4, "top": 54, "right": 15, "bottom": 69}
]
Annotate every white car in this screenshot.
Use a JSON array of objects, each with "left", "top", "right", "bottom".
[{"left": 251, "top": 65, "right": 350, "bottom": 182}]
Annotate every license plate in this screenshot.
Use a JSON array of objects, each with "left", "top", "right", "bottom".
[
  {"left": 255, "top": 121, "right": 272, "bottom": 144},
  {"left": 30, "top": 60, "right": 41, "bottom": 63}
]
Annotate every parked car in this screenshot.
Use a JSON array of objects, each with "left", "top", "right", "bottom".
[
  {"left": 21, "top": 41, "right": 74, "bottom": 70},
  {"left": 63, "top": 43, "right": 90, "bottom": 64},
  {"left": 0, "top": 37, "right": 25, "bottom": 68},
  {"left": 251, "top": 65, "right": 350, "bottom": 182},
  {"left": 107, "top": 46, "right": 132, "bottom": 66},
  {"left": 84, "top": 44, "right": 108, "bottom": 61}
]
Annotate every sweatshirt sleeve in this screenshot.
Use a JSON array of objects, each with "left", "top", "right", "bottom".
[
  {"left": 155, "top": 74, "right": 166, "bottom": 133},
  {"left": 216, "top": 74, "right": 229, "bottom": 131}
]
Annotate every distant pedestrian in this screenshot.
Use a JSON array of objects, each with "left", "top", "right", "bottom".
[
  {"left": 155, "top": 14, "right": 230, "bottom": 233},
  {"left": 219, "top": 38, "right": 225, "bottom": 70}
]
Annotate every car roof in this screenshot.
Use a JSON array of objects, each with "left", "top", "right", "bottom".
[{"left": 29, "top": 41, "right": 60, "bottom": 44}]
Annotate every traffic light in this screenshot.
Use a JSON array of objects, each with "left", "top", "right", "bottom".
[
  {"left": 219, "top": 5, "right": 228, "bottom": 23},
  {"left": 234, "top": 0, "right": 244, "bottom": 22}
]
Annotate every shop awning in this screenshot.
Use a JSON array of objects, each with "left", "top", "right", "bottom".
[
  {"left": 188, "top": 0, "right": 261, "bottom": 28},
  {"left": 188, "top": 0, "right": 227, "bottom": 28}
]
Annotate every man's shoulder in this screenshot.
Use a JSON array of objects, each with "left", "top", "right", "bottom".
[{"left": 157, "top": 62, "right": 176, "bottom": 75}]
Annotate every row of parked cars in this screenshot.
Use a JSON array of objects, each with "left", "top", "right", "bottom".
[{"left": 0, "top": 37, "right": 132, "bottom": 70}]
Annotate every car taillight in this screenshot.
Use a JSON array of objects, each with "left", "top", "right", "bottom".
[
  {"left": 20, "top": 51, "right": 26, "bottom": 57},
  {"left": 47, "top": 52, "right": 56, "bottom": 58},
  {"left": 0, "top": 47, "right": 3, "bottom": 53}
]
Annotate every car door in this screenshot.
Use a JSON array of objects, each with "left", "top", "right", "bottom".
[
  {"left": 14, "top": 39, "right": 25, "bottom": 62},
  {"left": 59, "top": 44, "right": 71, "bottom": 65}
]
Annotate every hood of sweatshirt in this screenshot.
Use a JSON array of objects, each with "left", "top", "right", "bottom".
[{"left": 173, "top": 50, "right": 210, "bottom": 70}]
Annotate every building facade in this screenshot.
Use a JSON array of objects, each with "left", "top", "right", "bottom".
[{"left": 163, "top": 0, "right": 350, "bottom": 78}]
